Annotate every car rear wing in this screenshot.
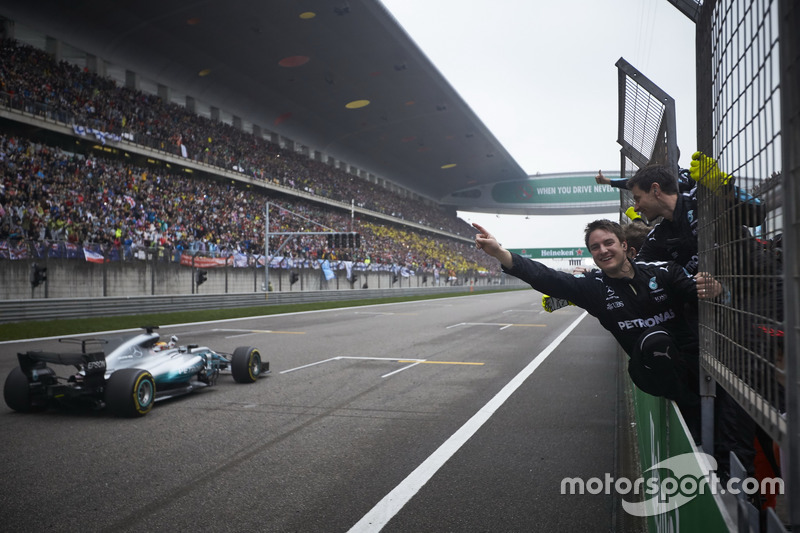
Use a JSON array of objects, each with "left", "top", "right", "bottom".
[{"left": 17, "top": 349, "right": 107, "bottom": 380}]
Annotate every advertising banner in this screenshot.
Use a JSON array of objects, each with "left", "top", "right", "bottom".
[{"left": 508, "top": 247, "right": 590, "bottom": 259}]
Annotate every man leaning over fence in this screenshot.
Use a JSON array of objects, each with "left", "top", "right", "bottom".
[{"left": 473, "top": 219, "right": 724, "bottom": 445}]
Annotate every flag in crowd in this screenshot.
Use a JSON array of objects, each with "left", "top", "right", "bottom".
[
  {"left": 83, "top": 247, "right": 106, "bottom": 263},
  {"left": 72, "top": 125, "right": 121, "bottom": 146},
  {"left": 320, "top": 259, "right": 335, "bottom": 281}
]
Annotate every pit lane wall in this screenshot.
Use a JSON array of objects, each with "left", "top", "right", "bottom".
[
  {"left": 0, "top": 262, "right": 528, "bottom": 323},
  {"left": 628, "top": 365, "right": 734, "bottom": 532}
]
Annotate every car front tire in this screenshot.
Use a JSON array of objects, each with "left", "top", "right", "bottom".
[{"left": 231, "top": 346, "right": 262, "bottom": 383}]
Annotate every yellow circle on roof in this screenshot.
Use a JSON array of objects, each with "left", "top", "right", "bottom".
[
  {"left": 441, "top": 163, "right": 457, "bottom": 169},
  {"left": 300, "top": 12, "right": 316, "bottom": 19},
  {"left": 198, "top": 69, "right": 211, "bottom": 77},
  {"left": 346, "top": 100, "right": 370, "bottom": 109}
]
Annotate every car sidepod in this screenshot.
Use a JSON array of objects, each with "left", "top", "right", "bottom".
[{"left": 145, "top": 351, "right": 206, "bottom": 388}]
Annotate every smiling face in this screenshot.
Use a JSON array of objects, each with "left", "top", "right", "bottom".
[
  {"left": 587, "top": 228, "right": 630, "bottom": 278},
  {"left": 630, "top": 183, "right": 660, "bottom": 221}
]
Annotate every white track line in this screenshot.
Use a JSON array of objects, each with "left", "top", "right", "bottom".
[
  {"left": 280, "top": 356, "right": 426, "bottom": 375},
  {"left": 347, "top": 311, "right": 589, "bottom": 533},
  {"left": 381, "top": 361, "right": 423, "bottom": 378}
]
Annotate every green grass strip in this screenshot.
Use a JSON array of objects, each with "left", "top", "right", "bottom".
[{"left": 0, "top": 289, "right": 521, "bottom": 341}]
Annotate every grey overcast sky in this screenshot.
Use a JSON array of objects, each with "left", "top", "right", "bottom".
[{"left": 380, "top": 0, "right": 697, "bottom": 249}]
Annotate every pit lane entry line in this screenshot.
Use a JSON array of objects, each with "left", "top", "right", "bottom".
[{"left": 347, "top": 311, "right": 589, "bottom": 533}]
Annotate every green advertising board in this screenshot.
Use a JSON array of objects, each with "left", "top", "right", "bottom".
[
  {"left": 508, "top": 247, "right": 590, "bottom": 259},
  {"left": 629, "top": 377, "right": 734, "bottom": 531},
  {"left": 442, "top": 172, "right": 622, "bottom": 215},
  {"left": 491, "top": 175, "right": 620, "bottom": 204}
]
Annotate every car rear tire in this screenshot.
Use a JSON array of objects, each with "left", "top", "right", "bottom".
[
  {"left": 4, "top": 367, "right": 43, "bottom": 413},
  {"left": 231, "top": 346, "right": 262, "bottom": 383},
  {"left": 105, "top": 369, "right": 155, "bottom": 417}
]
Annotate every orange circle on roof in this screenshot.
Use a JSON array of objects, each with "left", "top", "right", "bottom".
[
  {"left": 299, "top": 12, "right": 316, "bottom": 19},
  {"left": 279, "top": 56, "right": 310, "bottom": 67},
  {"left": 187, "top": 18, "right": 201, "bottom": 25},
  {"left": 346, "top": 100, "right": 370, "bottom": 109}
]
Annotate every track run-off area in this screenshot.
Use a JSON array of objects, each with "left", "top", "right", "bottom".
[{"left": 0, "top": 290, "right": 626, "bottom": 532}]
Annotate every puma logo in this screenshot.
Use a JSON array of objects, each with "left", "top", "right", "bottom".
[{"left": 653, "top": 347, "right": 671, "bottom": 359}]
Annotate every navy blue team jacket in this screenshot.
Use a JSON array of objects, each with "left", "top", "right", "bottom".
[{"left": 502, "top": 253, "right": 699, "bottom": 358}]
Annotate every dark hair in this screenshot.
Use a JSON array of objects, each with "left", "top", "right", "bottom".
[
  {"left": 623, "top": 221, "right": 651, "bottom": 252},
  {"left": 584, "top": 219, "right": 625, "bottom": 248},
  {"left": 626, "top": 165, "right": 679, "bottom": 195}
]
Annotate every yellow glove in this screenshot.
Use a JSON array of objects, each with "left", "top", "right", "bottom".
[
  {"left": 625, "top": 206, "right": 641, "bottom": 221},
  {"left": 542, "top": 294, "right": 574, "bottom": 313},
  {"left": 690, "top": 151, "right": 731, "bottom": 192}
]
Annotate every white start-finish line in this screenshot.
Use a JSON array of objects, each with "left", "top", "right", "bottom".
[{"left": 347, "top": 311, "right": 589, "bottom": 532}]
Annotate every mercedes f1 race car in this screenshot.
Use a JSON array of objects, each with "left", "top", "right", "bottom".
[{"left": 3, "top": 326, "right": 268, "bottom": 417}]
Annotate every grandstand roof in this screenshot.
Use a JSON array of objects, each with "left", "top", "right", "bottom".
[{"left": 0, "top": 0, "right": 529, "bottom": 204}]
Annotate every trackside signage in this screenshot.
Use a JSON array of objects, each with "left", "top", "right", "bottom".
[
  {"left": 508, "top": 248, "right": 590, "bottom": 259},
  {"left": 491, "top": 175, "right": 620, "bottom": 204},
  {"left": 442, "top": 172, "right": 621, "bottom": 215}
]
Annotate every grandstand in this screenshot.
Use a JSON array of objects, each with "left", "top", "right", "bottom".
[
  {"left": 0, "top": 32, "right": 513, "bottom": 299},
  {"left": 0, "top": 3, "right": 602, "bottom": 300}
]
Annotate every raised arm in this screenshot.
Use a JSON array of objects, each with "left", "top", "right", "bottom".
[
  {"left": 596, "top": 170, "right": 628, "bottom": 189},
  {"left": 472, "top": 223, "right": 513, "bottom": 269}
]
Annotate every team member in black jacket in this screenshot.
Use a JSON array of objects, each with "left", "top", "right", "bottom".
[
  {"left": 627, "top": 166, "right": 701, "bottom": 274},
  {"left": 625, "top": 159, "right": 764, "bottom": 276},
  {"left": 473, "top": 219, "right": 722, "bottom": 416}
]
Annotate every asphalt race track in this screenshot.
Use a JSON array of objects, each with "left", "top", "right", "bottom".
[{"left": 0, "top": 290, "right": 629, "bottom": 532}]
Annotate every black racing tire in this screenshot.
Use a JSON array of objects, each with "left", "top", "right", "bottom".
[
  {"left": 231, "top": 346, "right": 262, "bottom": 383},
  {"left": 105, "top": 369, "right": 156, "bottom": 417},
  {"left": 4, "top": 367, "right": 43, "bottom": 413}
]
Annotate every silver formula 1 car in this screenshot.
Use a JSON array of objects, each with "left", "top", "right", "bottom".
[{"left": 3, "top": 326, "right": 268, "bottom": 417}]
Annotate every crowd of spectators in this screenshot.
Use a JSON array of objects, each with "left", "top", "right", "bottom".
[
  {"left": 0, "top": 35, "right": 501, "bottom": 275},
  {"left": 0, "top": 38, "right": 476, "bottom": 237},
  {"left": 0, "top": 133, "right": 499, "bottom": 275}
]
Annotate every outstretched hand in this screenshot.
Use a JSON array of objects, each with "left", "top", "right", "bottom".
[
  {"left": 473, "top": 223, "right": 513, "bottom": 268},
  {"left": 472, "top": 222, "right": 497, "bottom": 250},
  {"left": 595, "top": 170, "right": 611, "bottom": 185}
]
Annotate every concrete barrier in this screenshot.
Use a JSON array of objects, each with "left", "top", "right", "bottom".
[{"left": 0, "top": 261, "right": 527, "bottom": 323}]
